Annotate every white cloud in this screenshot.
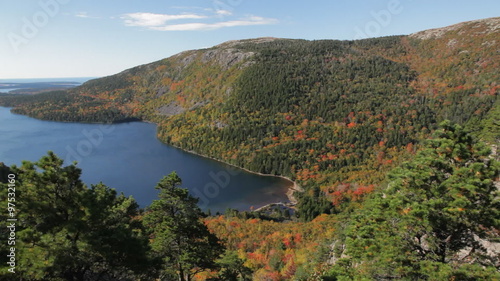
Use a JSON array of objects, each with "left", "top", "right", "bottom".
[
  {"left": 215, "top": 9, "right": 233, "bottom": 16},
  {"left": 121, "top": 10, "right": 278, "bottom": 31},
  {"left": 121, "top": 12, "right": 207, "bottom": 27},
  {"left": 74, "top": 12, "right": 101, "bottom": 19},
  {"left": 76, "top": 12, "right": 98, "bottom": 19},
  {"left": 151, "top": 16, "right": 278, "bottom": 31},
  {"left": 76, "top": 12, "right": 89, "bottom": 18}
]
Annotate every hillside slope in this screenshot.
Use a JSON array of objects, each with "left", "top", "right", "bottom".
[
  {"left": 1, "top": 18, "right": 498, "bottom": 214},
  {"left": 1, "top": 17, "right": 499, "bottom": 281}
]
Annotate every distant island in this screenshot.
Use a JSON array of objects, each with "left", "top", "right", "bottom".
[{"left": 0, "top": 81, "right": 82, "bottom": 95}]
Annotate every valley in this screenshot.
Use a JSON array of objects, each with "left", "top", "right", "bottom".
[{"left": 0, "top": 17, "right": 498, "bottom": 280}]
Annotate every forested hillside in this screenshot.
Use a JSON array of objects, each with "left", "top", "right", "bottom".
[
  {"left": 0, "top": 18, "right": 499, "bottom": 280},
  {"left": 1, "top": 123, "right": 498, "bottom": 280},
  {"left": 1, "top": 20, "right": 497, "bottom": 192}
]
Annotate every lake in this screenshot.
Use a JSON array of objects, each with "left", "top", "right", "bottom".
[{"left": 0, "top": 107, "right": 291, "bottom": 212}]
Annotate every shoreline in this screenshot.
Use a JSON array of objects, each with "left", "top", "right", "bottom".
[
  {"left": 164, "top": 139, "right": 303, "bottom": 205},
  {"left": 5, "top": 107, "right": 141, "bottom": 125},
  {"left": 0, "top": 106, "right": 302, "bottom": 207}
]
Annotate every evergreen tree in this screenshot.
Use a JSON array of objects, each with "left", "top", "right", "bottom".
[
  {"left": 214, "top": 250, "right": 252, "bottom": 281},
  {"left": 0, "top": 162, "right": 10, "bottom": 182},
  {"left": 328, "top": 122, "right": 500, "bottom": 280},
  {"left": 0, "top": 152, "right": 149, "bottom": 281},
  {"left": 143, "top": 172, "right": 223, "bottom": 281}
]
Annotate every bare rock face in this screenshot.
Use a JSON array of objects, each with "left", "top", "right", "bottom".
[
  {"left": 165, "top": 38, "right": 270, "bottom": 75},
  {"left": 199, "top": 37, "right": 281, "bottom": 69},
  {"left": 455, "top": 235, "right": 500, "bottom": 267},
  {"left": 157, "top": 102, "right": 185, "bottom": 117},
  {"left": 201, "top": 48, "right": 255, "bottom": 69},
  {"left": 216, "top": 37, "right": 279, "bottom": 48},
  {"left": 327, "top": 241, "right": 348, "bottom": 265},
  {"left": 180, "top": 53, "right": 198, "bottom": 67},
  {"left": 479, "top": 237, "right": 500, "bottom": 267},
  {"left": 156, "top": 86, "right": 169, "bottom": 97},
  {"left": 410, "top": 17, "right": 500, "bottom": 40},
  {"left": 157, "top": 100, "right": 209, "bottom": 117}
]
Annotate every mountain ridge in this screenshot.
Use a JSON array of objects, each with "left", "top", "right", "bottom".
[
  {"left": 0, "top": 17, "right": 499, "bottom": 280},
  {"left": 1, "top": 17, "right": 498, "bottom": 192}
]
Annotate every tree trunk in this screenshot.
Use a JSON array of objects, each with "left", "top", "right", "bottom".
[{"left": 178, "top": 265, "right": 185, "bottom": 281}]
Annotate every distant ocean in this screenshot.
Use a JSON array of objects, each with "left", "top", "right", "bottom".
[{"left": 0, "top": 77, "right": 97, "bottom": 84}]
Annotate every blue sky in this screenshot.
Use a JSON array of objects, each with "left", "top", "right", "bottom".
[{"left": 1, "top": 0, "right": 499, "bottom": 79}]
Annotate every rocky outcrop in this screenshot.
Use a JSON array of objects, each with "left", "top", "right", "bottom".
[
  {"left": 215, "top": 37, "right": 279, "bottom": 48},
  {"left": 157, "top": 102, "right": 185, "bottom": 117},
  {"left": 169, "top": 38, "right": 280, "bottom": 71},
  {"left": 410, "top": 17, "right": 500, "bottom": 40},
  {"left": 455, "top": 235, "right": 500, "bottom": 267},
  {"left": 201, "top": 48, "right": 255, "bottom": 70}
]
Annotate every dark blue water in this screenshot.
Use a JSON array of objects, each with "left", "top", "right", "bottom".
[{"left": 0, "top": 107, "right": 290, "bottom": 212}]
